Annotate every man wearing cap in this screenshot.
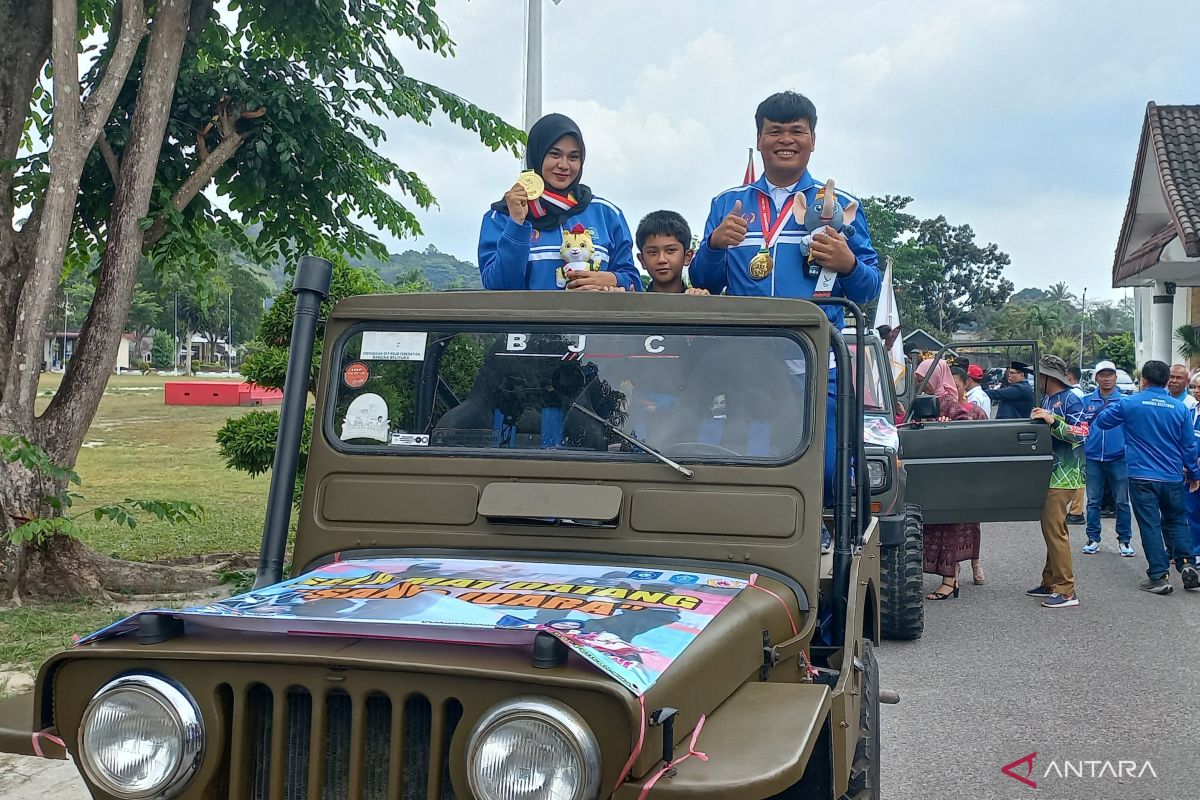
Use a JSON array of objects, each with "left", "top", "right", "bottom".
[
  {"left": 964, "top": 364, "right": 991, "bottom": 417},
  {"left": 1078, "top": 361, "right": 1135, "bottom": 556},
  {"left": 1094, "top": 360, "right": 1200, "bottom": 595},
  {"left": 1027, "top": 355, "right": 1086, "bottom": 608},
  {"left": 987, "top": 361, "right": 1035, "bottom": 419}
]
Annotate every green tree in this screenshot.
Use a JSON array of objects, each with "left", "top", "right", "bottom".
[
  {"left": 861, "top": 196, "right": 1015, "bottom": 336},
  {"left": 1025, "top": 304, "right": 1061, "bottom": 341},
  {"left": 1096, "top": 333, "right": 1136, "bottom": 372},
  {"left": 860, "top": 196, "right": 940, "bottom": 331},
  {"left": 0, "top": 0, "right": 522, "bottom": 599},
  {"left": 915, "top": 216, "right": 1015, "bottom": 335},
  {"left": 150, "top": 333, "right": 174, "bottom": 369},
  {"left": 1175, "top": 325, "right": 1200, "bottom": 362}
]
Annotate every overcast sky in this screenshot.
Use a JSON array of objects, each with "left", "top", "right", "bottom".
[{"left": 374, "top": 0, "right": 1197, "bottom": 303}]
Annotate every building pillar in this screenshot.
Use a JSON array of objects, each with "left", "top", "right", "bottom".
[{"left": 1152, "top": 281, "right": 1175, "bottom": 364}]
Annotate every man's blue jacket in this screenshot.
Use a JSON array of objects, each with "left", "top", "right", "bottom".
[
  {"left": 477, "top": 198, "right": 642, "bottom": 291},
  {"left": 688, "top": 172, "right": 880, "bottom": 327},
  {"left": 1079, "top": 387, "right": 1126, "bottom": 462},
  {"left": 986, "top": 379, "right": 1034, "bottom": 419},
  {"left": 1093, "top": 386, "right": 1200, "bottom": 482}
]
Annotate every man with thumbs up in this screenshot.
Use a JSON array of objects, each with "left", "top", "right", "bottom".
[
  {"left": 690, "top": 91, "right": 880, "bottom": 306},
  {"left": 690, "top": 91, "right": 881, "bottom": 507}
]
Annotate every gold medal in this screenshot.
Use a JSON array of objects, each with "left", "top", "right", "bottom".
[
  {"left": 517, "top": 169, "right": 544, "bottom": 200},
  {"left": 748, "top": 247, "right": 774, "bottom": 280}
]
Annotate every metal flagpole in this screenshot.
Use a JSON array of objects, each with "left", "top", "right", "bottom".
[
  {"left": 522, "top": 0, "right": 543, "bottom": 133},
  {"left": 227, "top": 290, "right": 233, "bottom": 374},
  {"left": 1079, "top": 287, "right": 1087, "bottom": 371},
  {"left": 173, "top": 292, "right": 178, "bottom": 372}
]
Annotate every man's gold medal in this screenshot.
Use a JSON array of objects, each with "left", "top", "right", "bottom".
[
  {"left": 517, "top": 170, "right": 544, "bottom": 200},
  {"left": 748, "top": 247, "right": 774, "bottom": 280}
]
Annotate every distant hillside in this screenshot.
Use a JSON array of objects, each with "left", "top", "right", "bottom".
[
  {"left": 358, "top": 244, "right": 482, "bottom": 290},
  {"left": 266, "top": 243, "right": 481, "bottom": 291}
]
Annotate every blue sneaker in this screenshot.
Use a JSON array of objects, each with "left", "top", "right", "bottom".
[
  {"left": 1081, "top": 540, "right": 1100, "bottom": 554},
  {"left": 821, "top": 529, "right": 832, "bottom": 554},
  {"left": 1025, "top": 584, "right": 1053, "bottom": 597},
  {"left": 1042, "top": 592, "right": 1079, "bottom": 608},
  {"left": 1119, "top": 542, "right": 1135, "bottom": 557}
]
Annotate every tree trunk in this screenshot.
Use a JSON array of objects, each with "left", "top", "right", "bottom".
[
  {"left": 0, "top": 0, "right": 52, "bottom": 386},
  {"left": 41, "top": 0, "right": 190, "bottom": 461}
]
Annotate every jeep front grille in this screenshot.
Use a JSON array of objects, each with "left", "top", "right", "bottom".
[{"left": 230, "top": 682, "right": 463, "bottom": 800}]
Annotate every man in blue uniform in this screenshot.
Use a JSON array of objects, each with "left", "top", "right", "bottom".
[
  {"left": 689, "top": 91, "right": 881, "bottom": 508},
  {"left": 1078, "top": 360, "right": 1134, "bottom": 556},
  {"left": 987, "top": 361, "right": 1035, "bottom": 419},
  {"left": 1094, "top": 360, "right": 1200, "bottom": 594}
]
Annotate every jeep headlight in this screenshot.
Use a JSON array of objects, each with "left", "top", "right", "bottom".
[
  {"left": 467, "top": 697, "right": 601, "bottom": 800},
  {"left": 867, "top": 460, "right": 887, "bottom": 490},
  {"left": 78, "top": 674, "right": 203, "bottom": 799}
]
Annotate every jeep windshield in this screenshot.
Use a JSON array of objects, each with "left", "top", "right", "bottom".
[
  {"left": 846, "top": 339, "right": 889, "bottom": 413},
  {"left": 329, "top": 326, "right": 811, "bottom": 462}
]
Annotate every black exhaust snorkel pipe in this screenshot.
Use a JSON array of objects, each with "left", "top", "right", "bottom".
[
  {"left": 810, "top": 298, "right": 867, "bottom": 646},
  {"left": 253, "top": 256, "right": 333, "bottom": 589}
]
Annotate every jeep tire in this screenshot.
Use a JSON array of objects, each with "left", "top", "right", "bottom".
[
  {"left": 843, "top": 639, "right": 881, "bottom": 800},
  {"left": 879, "top": 504, "right": 924, "bottom": 640}
]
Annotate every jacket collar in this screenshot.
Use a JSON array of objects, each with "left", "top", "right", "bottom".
[
  {"left": 1088, "top": 387, "right": 1122, "bottom": 401},
  {"left": 751, "top": 170, "right": 819, "bottom": 196}
]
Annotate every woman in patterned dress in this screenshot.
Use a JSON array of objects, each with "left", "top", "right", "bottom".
[{"left": 915, "top": 359, "right": 988, "bottom": 600}]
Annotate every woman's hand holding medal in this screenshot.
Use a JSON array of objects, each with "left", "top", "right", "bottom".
[{"left": 505, "top": 170, "right": 544, "bottom": 225}]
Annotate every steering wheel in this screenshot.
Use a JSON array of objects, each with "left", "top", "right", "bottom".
[{"left": 661, "top": 442, "right": 743, "bottom": 457}]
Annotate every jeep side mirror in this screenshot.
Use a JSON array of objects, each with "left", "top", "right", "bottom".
[{"left": 910, "top": 395, "right": 939, "bottom": 421}]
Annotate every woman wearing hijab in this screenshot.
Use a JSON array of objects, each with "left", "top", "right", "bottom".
[
  {"left": 915, "top": 359, "right": 989, "bottom": 599},
  {"left": 478, "top": 113, "right": 641, "bottom": 291}
]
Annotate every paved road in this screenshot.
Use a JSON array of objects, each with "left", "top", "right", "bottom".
[
  {"left": 3, "top": 518, "right": 1195, "bottom": 799},
  {"left": 880, "top": 517, "right": 1200, "bottom": 800}
]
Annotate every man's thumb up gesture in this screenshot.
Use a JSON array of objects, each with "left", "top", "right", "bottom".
[{"left": 708, "top": 199, "right": 749, "bottom": 250}]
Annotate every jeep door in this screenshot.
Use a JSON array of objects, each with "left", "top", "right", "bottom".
[
  {"left": 898, "top": 419, "right": 1053, "bottom": 523},
  {"left": 900, "top": 340, "right": 1051, "bottom": 524}
]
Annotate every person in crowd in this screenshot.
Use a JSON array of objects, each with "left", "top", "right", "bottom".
[
  {"left": 1167, "top": 363, "right": 1199, "bottom": 411},
  {"left": 964, "top": 364, "right": 992, "bottom": 417},
  {"left": 1065, "top": 365, "right": 1088, "bottom": 524},
  {"left": 918, "top": 361, "right": 988, "bottom": 599},
  {"left": 986, "top": 361, "right": 1035, "bottom": 419},
  {"left": 1094, "top": 359, "right": 1200, "bottom": 595},
  {"left": 1078, "top": 361, "right": 1134, "bottom": 556},
  {"left": 636, "top": 211, "right": 709, "bottom": 295},
  {"left": 689, "top": 90, "right": 881, "bottom": 509},
  {"left": 1026, "top": 355, "right": 1086, "bottom": 608},
  {"left": 478, "top": 113, "right": 642, "bottom": 292},
  {"left": 1187, "top": 375, "right": 1200, "bottom": 563}
]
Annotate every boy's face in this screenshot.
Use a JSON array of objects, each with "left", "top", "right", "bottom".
[
  {"left": 637, "top": 234, "right": 692, "bottom": 284},
  {"left": 757, "top": 117, "right": 815, "bottom": 180}
]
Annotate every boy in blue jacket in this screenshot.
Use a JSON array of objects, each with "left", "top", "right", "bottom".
[
  {"left": 1094, "top": 360, "right": 1200, "bottom": 594},
  {"left": 689, "top": 91, "right": 881, "bottom": 508},
  {"left": 478, "top": 113, "right": 642, "bottom": 292}
]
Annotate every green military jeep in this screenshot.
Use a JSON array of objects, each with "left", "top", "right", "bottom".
[
  {"left": 0, "top": 259, "right": 889, "bottom": 800},
  {"left": 849, "top": 333, "right": 1055, "bottom": 640}
]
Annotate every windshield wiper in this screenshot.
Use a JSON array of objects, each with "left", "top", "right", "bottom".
[{"left": 569, "top": 402, "right": 694, "bottom": 480}]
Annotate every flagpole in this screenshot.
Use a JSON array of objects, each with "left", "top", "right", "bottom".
[{"left": 522, "top": 0, "right": 543, "bottom": 132}]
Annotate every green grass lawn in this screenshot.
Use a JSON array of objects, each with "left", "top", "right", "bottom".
[
  {"left": 1, "top": 373, "right": 273, "bottom": 677},
  {"left": 37, "top": 372, "right": 271, "bottom": 561}
]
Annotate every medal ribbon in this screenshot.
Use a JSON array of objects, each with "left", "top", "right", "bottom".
[
  {"left": 757, "top": 192, "right": 796, "bottom": 250},
  {"left": 528, "top": 190, "right": 575, "bottom": 219}
]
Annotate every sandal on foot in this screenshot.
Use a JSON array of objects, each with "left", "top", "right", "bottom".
[
  {"left": 927, "top": 580, "right": 960, "bottom": 600},
  {"left": 973, "top": 566, "right": 986, "bottom": 585}
]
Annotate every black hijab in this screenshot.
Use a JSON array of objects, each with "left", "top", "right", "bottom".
[{"left": 491, "top": 113, "right": 594, "bottom": 232}]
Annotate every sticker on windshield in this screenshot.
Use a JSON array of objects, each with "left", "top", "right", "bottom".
[
  {"left": 343, "top": 361, "right": 370, "bottom": 388},
  {"left": 390, "top": 433, "right": 430, "bottom": 447},
  {"left": 341, "top": 393, "right": 389, "bottom": 443},
  {"left": 361, "top": 331, "right": 426, "bottom": 361}
]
